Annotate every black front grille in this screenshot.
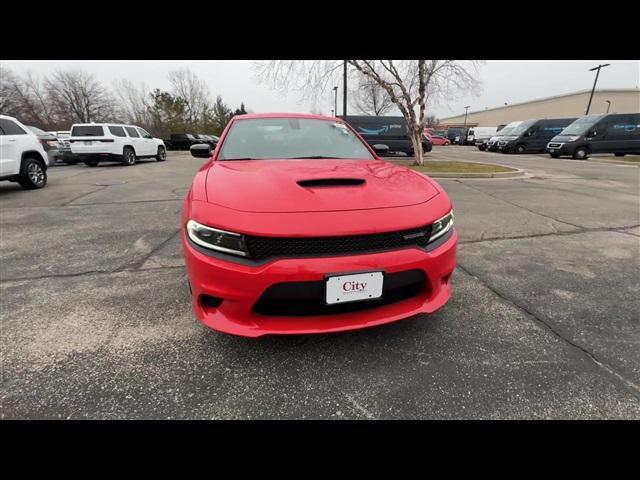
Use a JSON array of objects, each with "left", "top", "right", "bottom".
[
  {"left": 245, "top": 225, "right": 432, "bottom": 261},
  {"left": 253, "top": 269, "right": 427, "bottom": 316}
]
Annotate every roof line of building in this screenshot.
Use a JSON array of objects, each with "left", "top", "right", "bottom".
[{"left": 439, "top": 88, "right": 640, "bottom": 120}]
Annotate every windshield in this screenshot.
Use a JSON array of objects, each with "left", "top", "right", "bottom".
[
  {"left": 218, "top": 118, "right": 375, "bottom": 160},
  {"left": 560, "top": 115, "right": 602, "bottom": 136},
  {"left": 508, "top": 121, "right": 535, "bottom": 136},
  {"left": 496, "top": 122, "right": 524, "bottom": 136}
]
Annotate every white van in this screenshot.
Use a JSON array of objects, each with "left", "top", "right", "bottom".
[
  {"left": 467, "top": 127, "right": 499, "bottom": 145},
  {"left": 69, "top": 123, "right": 166, "bottom": 166}
]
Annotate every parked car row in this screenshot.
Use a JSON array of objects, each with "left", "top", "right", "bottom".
[
  {"left": 164, "top": 133, "right": 219, "bottom": 150},
  {"left": 341, "top": 116, "right": 433, "bottom": 155},
  {"left": 0, "top": 116, "right": 169, "bottom": 189},
  {"left": 478, "top": 113, "right": 640, "bottom": 159}
]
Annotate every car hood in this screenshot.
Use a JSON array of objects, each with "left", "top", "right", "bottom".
[{"left": 205, "top": 159, "right": 439, "bottom": 213}]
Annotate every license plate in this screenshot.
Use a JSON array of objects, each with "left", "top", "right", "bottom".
[
  {"left": 84, "top": 141, "right": 93, "bottom": 145},
  {"left": 326, "top": 271, "right": 384, "bottom": 305}
]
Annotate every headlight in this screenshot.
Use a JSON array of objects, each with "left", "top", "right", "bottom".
[
  {"left": 186, "top": 220, "right": 248, "bottom": 257},
  {"left": 568, "top": 136, "right": 580, "bottom": 142},
  {"left": 429, "top": 210, "right": 454, "bottom": 243}
]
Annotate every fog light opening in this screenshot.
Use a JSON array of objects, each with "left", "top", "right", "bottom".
[
  {"left": 441, "top": 272, "right": 453, "bottom": 285},
  {"left": 200, "top": 294, "right": 223, "bottom": 309}
]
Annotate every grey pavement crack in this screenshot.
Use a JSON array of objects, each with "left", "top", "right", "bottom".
[
  {"left": 459, "top": 224, "right": 640, "bottom": 245},
  {"left": 455, "top": 179, "right": 585, "bottom": 230},
  {"left": 0, "top": 260, "right": 185, "bottom": 284},
  {"left": 456, "top": 264, "right": 640, "bottom": 401},
  {"left": 60, "top": 185, "right": 109, "bottom": 206}
]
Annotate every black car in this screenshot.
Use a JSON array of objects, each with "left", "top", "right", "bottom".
[
  {"left": 342, "top": 115, "right": 432, "bottom": 156},
  {"left": 164, "top": 133, "right": 206, "bottom": 150},
  {"left": 445, "top": 127, "right": 464, "bottom": 145},
  {"left": 547, "top": 113, "right": 640, "bottom": 159},
  {"left": 195, "top": 134, "right": 219, "bottom": 148}
]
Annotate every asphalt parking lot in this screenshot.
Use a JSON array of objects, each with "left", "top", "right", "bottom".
[{"left": 1, "top": 146, "right": 639, "bottom": 419}]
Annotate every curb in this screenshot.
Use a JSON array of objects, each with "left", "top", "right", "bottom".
[
  {"left": 427, "top": 169, "right": 524, "bottom": 179},
  {"left": 588, "top": 159, "right": 640, "bottom": 167}
]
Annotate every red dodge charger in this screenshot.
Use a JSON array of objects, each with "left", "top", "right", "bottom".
[{"left": 182, "top": 113, "right": 457, "bottom": 337}]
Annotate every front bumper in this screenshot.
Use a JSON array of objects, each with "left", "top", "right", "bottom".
[
  {"left": 183, "top": 229, "right": 457, "bottom": 337},
  {"left": 496, "top": 141, "right": 512, "bottom": 152},
  {"left": 547, "top": 142, "right": 570, "bottom": 155}
]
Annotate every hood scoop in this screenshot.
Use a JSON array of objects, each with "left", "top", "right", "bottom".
[{"left": 297, "top": 178, "right": 366, "bottom": 188}]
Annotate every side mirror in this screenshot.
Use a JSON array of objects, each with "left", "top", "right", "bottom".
[
  {"left": 372, "top": 144, "right": 389, "bottom": 156},
  {"left": 190, "top": 143, "right": 212, "bottom": 158}
]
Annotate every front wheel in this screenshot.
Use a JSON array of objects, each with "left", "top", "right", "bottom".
[
  {"left": 550, "top": 153, "right": 560, "bottom": 159},
  {"left": 156, "top": 146, "right": 167, "bottom": 161},
  {"left": 122, "top": 147, "right": 136, "bottom": 166},
  {"left": 478, "top": 144, "right": 486, "bottom": 151},
  {"left": 515, "top": 144, "right": 526, "bottom": 154},
  {"left": 614, "top": 153, "right": 625, "bottom": 157},
  {"left": 18, "top": 157, "right": 47, "bottom": 189},
  {"left": 85, "top": 159, "right": 99, "bottom": 167},
  {"left": 572, "top": 147, "right": 589, "bottom": 160}
]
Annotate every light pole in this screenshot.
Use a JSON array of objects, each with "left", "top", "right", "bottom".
[
  {"left": 332, "top": 86, "right": 338, "bottom": 118},
  {"left": 461, "top": 105, "right": 470, "bottom": 144},
  {"left": 605, "top": 100, "right": 611, "bottom": 113},
  {"left": 585, "top": 63, "right": 610, "bottom": 115},
  {"left": 343, "top": 61, "right": 347, "bottom": 117}
]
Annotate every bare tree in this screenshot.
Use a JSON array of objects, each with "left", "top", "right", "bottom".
[
  {"left": 424, "top": 114, "right": 439, "bottom": 128},
  {"left": 352, "top": 79, "right": 394, "bottom": 116},
  {"left": 255, "top": 60, "right": 482, "bottom": 165},
  {"left": 168, "top": 69, "right": 211, "bottom": 128},
  {"left": 0, "top": 68, "right": 56, "bottom": 128},
  {"left": 46, "top": 70, "right": 116, "bottom": 124},
  {"left": 0, "top": 65, "right": 22, "bottom": 115},
  {"left": 113, "top": 79, "right": 150, "bottom": 126}
]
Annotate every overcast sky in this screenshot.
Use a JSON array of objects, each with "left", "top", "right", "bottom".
[{"left": 3, "top": 60, "right": 638, "bottom": 118}]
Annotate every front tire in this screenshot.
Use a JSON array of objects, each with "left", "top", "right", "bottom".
[
  {"left": 18, "top": 157, "right": 47, "bottom": 189},
  {"left": 550, "top": 153, "right": 560, "bottom": 159},
  {"left": 85, "top": 159, "right": 99, "bottom": 167},
  {"left": 156, "top": 146, "right": 167, "bottom": 161},
  {"left": 515, "top": 144, "right": 526, "bottom": 154},
  {"left": 122, "top": 147, "right": 136, "bottom": 166},
  {"left": 614, "top": 153, "right": 625, "bottom": 157},
  {"left": 572, "top": 147, "right": 589, "bottom": 160}
]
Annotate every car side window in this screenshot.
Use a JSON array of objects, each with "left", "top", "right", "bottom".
[
  {"left": 125, "top": 127, "right": 140, "bottom": 138},
  {"left": 137, "top": 128, "right": 152, "bottom": 138},
  {"left": 0, "top": 118, "right": 27, "bottom": 135},
  {"left": 109, "top": 126, "right": 127, "bottom": 137}
]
